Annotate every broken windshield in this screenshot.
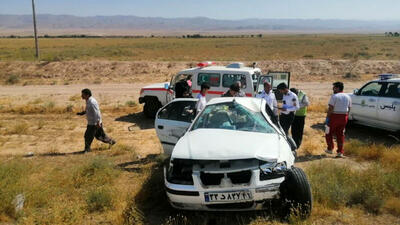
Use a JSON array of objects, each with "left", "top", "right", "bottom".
[{"left": 191, "top": 102, "right": 276, "bottom": 134}]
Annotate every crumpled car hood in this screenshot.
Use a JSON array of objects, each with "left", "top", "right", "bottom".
[{"left": 172, "top": 129, "right": 282, "bottom": 162}]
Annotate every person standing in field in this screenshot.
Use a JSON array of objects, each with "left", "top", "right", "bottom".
[
  {"left": 290, "top": 88, "right": 309, "bottom": 148},
  {"left": 196, "top": 83, "right": 210, "bottom": 113},
  {"left": 277, "top": 83, "right": 299, "bottom": 135},
  {"left": 256, "top": 81, "right": 278, "bottom": 116},
  {"left": 77, "top": 88, "right": 116, "bottom": 153},
  {"left": 325, "top": 82, "right": 351, "bottom": 158}
]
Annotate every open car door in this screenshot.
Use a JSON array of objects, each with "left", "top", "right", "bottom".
[
  {"left": 268, "top": 71, "right": 291, "bottom": 101},
  {"left": 155, "top": 98, "right": 198, "bottom": 156}
]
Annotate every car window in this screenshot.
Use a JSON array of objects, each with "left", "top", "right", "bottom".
[
  {"left": 257, "top": 76, "right": 272, "bottom": 94},
  {"left": 171, "top": 74, "right": 191, "bottom": 88},
  {"left": 158, "top": 101, "right": 197, "bottom": 122},
  {"left": 359, "top": 82, "right": 384, "bottom": 96},
  {"left": 197, "top": 73, "right": 220, "bottom": 87},
  {"left": 191, "top": 102, "right": 276, "bottom": 134},
  {"left": 382, "top": 82, "right": 400, "bottom": 98},
  {"left": 222, "top": 74, "right": 247, "bottom": 89}
]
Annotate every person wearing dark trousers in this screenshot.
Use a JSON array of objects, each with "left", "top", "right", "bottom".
[
  {"left": 277, "top": 83, "right": 299, "bottom": 135},
  {"left": 77, "top": 88, "right": 116, "bottom": 153},
  {"left": 290, "top": 88, "right": 309, "bottom": 148}
]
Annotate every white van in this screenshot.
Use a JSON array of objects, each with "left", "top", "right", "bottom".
[{"left": 139, "top": 62, "right": 290, "bottom": 118}]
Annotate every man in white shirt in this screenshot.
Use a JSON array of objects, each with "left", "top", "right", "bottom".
[
  {"left": 325, "top": 82, "right": 351, "bottom": 158},
  {"left": 77, "top": 89, "right": 115, "bottom": 153},
  {"left": 277, "top": 83, "right": 300, "bottom": 135},
  {"left": 256, "top": 82, "right": 278, "bottom": 115},
  {"left": 196, "top": 83, "right": 210, "bottom": 113}
]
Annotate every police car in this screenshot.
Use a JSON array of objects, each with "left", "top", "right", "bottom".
[
  {"left": 139, "top": 61, "right": 290, "bottom": 118},
  {"left": 155, "top": 97, "right": 311, "bottom": 216},
  {"left": 349, "top": 74, "right": 400, "bottom": 132}
]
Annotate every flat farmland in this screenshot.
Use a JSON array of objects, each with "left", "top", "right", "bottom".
[{"left": 0, "top": 34, "right": 400, "bottom": 61}]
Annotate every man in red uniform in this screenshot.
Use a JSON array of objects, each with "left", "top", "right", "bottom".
[{"left": 325, "top": 82, "right": 351, "bottom": 158}]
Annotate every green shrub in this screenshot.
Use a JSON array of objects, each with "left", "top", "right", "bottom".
[
  {"left": 73, "top": 157, "right": 119, "bottom": 188},
  {"left": 125, "top": 100, "right": 137, "bottom": 107},
  {"left": 86, "top": 188, "right": 113, "bottom": 212},
  {"left": 5, "top": 75, "right": 19, "bottom": 85}
]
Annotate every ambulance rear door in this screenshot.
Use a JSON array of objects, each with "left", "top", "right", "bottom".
[
  {"left": 256, "top": 75, "right": 273, "bottom": 95},
  {"left": 265, "top": 71, "right": 291, "bottom": 101}
]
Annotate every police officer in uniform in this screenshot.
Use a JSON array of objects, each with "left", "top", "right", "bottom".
[
  {"left": 290, "top": 88, "right": 309, "bottom": 147},
  {"left": 277, "top": 83, "right": 299, "bottom": 135},
  {"left": 256, "top": 81, "right": 278, "bottom": 115}
]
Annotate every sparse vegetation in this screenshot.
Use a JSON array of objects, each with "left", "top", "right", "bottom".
[
  {"left": 0, "top": 34, "right": 399, "bottom": 224},
  {"left": 125, "top": 100, "right": 137, "bottom": 107},
  {"left": 306, "top": 160, "right": 399, "bottom": 214},
  {"left": 86, "top": 187, "right": 113, "bottom": 212},
  {"left": 5, "top": 75, "right": 19, "bottom": 85},
  {"left": 0, "top": 35, "right": 399, "bottom": 61}
]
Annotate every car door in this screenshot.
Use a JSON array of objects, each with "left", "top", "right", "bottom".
[
  {"left": 377, "top": 82, "right": 400, "bottom": 131},
  {"left": 155, "top": 99, "right": 198, "bottom": 156},
  {"left": 267, "top": 71, "right": 290, "bottom": 101},
  {"left": 351, "top": 81, "right": 384, "bottom": 124}
]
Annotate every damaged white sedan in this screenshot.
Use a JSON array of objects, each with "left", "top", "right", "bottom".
[{"left": 155, "top": 97, "right": 312, "bottom": 216}]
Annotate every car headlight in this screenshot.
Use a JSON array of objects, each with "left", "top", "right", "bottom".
[
  {"left": 166, "top": 159, "right": 194, "bottom": 185},
  {"left": 259, "top": 161, "right": 287, "bottom": 181}
]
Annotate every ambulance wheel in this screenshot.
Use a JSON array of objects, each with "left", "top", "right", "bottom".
[
  {"left": 143, "top": 99, "right": 161, "bottom": 118},
  {"left": 279, "top": 167, "right": 312, "bottom": 219}
]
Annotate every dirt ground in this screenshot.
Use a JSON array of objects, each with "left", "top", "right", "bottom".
[
  {"left": 1, "top": 80, "right": 397, "bottom": 157},
  {"left": 1, "top": 73, "right": 400, "bottom": 224}
]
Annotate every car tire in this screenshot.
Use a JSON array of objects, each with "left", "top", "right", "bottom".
[
  {"left": 143, "top": 99, "right": 161, "bottom": 118},
  {"left": 279, "top": 167, "right": 312, "bottom": 219}
]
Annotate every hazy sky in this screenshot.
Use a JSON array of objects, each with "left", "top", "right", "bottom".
[{"left": 1, "top": 0, "right": 400, "bottom": 20}]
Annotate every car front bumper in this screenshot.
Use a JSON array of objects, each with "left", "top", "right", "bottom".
[{"left": 164, "top": 167, "right": 285, "bottom": 211}]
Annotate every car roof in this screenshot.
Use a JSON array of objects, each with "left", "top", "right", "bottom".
[
  {"left": 371, "top": 78, "right": 400, "bottom": 83},
  {"left": 179, "top": 66, "right": 260, "bottom": 74},
  {"left": 206, "top": 97, "right": 263, "bottom": 112}
]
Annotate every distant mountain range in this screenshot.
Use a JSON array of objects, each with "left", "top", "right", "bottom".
[{"left": 1, "top": 14, "right": 400, "bottom": 35}]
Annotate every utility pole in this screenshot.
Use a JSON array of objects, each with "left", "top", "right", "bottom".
[{"left": 31, "top": 0, "right": 39, "bottom": 59}]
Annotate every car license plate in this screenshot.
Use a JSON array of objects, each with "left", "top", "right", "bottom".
[{"left": 204, "top": 190, "right": 252, "bottom": 202}]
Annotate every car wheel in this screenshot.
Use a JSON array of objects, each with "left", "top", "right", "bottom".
[
  {"left": 280, "top": 167, "right": 312, "bottom": 219},
  {"left": 143, "top": 99, "right": 161, "bottom": 118}
]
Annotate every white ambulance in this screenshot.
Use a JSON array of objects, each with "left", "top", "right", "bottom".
[
  {"left": 349, "top": 74, "right": 400, "bottom": 132},
  {"left": 139, "top": 62, "right": 290, "bottom": 118}
]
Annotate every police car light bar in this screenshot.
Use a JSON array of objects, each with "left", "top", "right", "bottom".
[
  {"left": 197, "top": 61, "right": 216, "bottom": 67},
  {"left": 379, "top": 74, "right": 400, "bottom": 80}
]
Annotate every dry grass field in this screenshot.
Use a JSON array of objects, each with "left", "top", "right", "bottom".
[
  {"left": 1, "top": 80, "right": 399, "bottom": 225},
  {"left": 0, "top": 35, "right": 400, "bottom": 224},
  {"left": 0, "top": 35, "right": 400, "bottom": 62}
]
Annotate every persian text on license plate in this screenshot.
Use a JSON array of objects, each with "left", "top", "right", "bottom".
[{"left": 204, "top": 190, "right": 252, "bottom": 202}]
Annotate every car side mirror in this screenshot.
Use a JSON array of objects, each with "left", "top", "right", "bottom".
[{"left": 353, "top": 88, "right": 359, "bottom": 95}]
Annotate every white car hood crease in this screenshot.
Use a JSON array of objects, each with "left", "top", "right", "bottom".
[{"left": 172, "top": 129, "right": 282, "bottom": 161}]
